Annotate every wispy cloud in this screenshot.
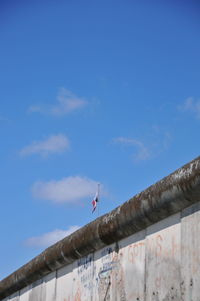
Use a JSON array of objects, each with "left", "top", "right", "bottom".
[
  {"left": 178, "top": 97, "right": 200, "bottom": 119},
  {"left": 151, "top": 125, "right": 172, "bottom": 151},
  {"left": 29, "top": 88, "right": 88, "bottom": 116},
  {"left": 113, "top": 137, "right": 150, "bottom": 162},
  {"left": 20, "top": 134, "right": 70, "bottom": 157},
  {"left": 25, "top": 226, "right": 80, "bottom": 248},
  {"left": 32, "top": 176, "right": 99, "bottom": 203},
  {"left": 0, "top": 116, "right": 10, "bottom": 122},
  {"left": 162, "top": 131, "right": 172, "bottom": 150}
]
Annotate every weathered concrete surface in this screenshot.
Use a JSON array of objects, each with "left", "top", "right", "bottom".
[
  {"left": 56, "top": 263, "right": 73, "bottom": 301},
  {"left": 1, "top": 156, "right": 200, "bottom": 300},
  {"left": 181, "top": 202, "right": 200, "bottom": 301},
  {"left": 146, "top": 213, "right": 181, "bottom": 301},
  {"left": 43, "top": 272, "right": 56, "bottom": 301},
  {"left": 2, "top": 207, "right": 200, "bottom": 300},
  {"left": 18, "top": 286, "right": 29, "bottom": 301}
]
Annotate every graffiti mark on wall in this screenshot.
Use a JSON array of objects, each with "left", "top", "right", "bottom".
[
  {"left": 60, "top": 224, "right": 183, "bottom": 301},
  {"left": 128, "top": 242, "right": 145, "bottom": 264},
  {"left": 98, "top": 245, "right": 127, "bottom": 301},
  {"left": 77, "top": 255, "right": 93, "bottom": 275}
]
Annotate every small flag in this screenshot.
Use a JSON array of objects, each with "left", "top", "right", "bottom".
[{"left": 92, "top": 191, "right": 99, "bottom": 213}]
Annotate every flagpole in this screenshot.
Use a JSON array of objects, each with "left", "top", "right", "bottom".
[{"left": 97, "top": 183, "right": 100, "bottom": 217}]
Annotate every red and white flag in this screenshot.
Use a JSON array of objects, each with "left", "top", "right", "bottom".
[{"left": 92, "top": 191, "right": 99, "bottom": 213}]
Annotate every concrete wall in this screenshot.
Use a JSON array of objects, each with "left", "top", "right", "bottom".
[
  {"left": 3, "top": 201, "right": 200, "bottom": 301},
  {"left": 1, "top": 157, "right": 200, "bottom": 300}
]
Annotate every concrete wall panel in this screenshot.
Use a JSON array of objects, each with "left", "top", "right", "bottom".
[
  {"left": 120, "top": 230, "right": 146, "bottom": 301},
  {"left": 73, "top": 253, "right": 97, "bottom": 301},
  {"left": 92, "top": 231, "right": 146, "bottom": 301},
  {"left": 145, "top": 213, "right": 181, "bottom": 301},
  {"left": 19, "top": 286, "right": 30, "bottom": 301},
  {"left": 109, "top": 244, "right": 127, "bottom": 301},
  {"left": 43, "top": 271, "right": 56, "bottom": 301},
  {"left": 28, "top": 279, "right": 43, "bottom": 301},
  {"left": 94, "top": 244, "right": 115, "bottom": 301},
  {"left": 181, "top": 202, "right": 200, "bottom": 301},
  {"left": 56, "top": 263, "right": 73, "bottom": 301}
]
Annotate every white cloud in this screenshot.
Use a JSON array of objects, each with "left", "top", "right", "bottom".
[
  {"left": 32, "top": 176, "right": 99, "bottom": 203},
  {"left": 25, "top": 226, "right": 80, "bottom": 248},
  {"left": 28, "top": 105, "right": 42, "bottom": 113},
  {"left": 113, "top": 137, "right": 150, "bottom": 162},
  {"left": 29, "top": 88, "right": 87, "bottom": 116},
  {"left": 178, "top": 97, "right": 200, "bottom": 119},
  {"left": 20, "top": 134, "right": 70, "bottom": 157}
]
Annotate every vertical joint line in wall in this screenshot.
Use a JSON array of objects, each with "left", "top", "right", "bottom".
[
  {"left": 54, "top": 269, "right": 58, "bottom": 300},
  {"left": 91, "top": 252, "right": 95, "bottom": 301},
  {"left": 144, "top": 228, "right": 147, "bottom": 301},
  {"left": 180, "top": 208, "right": 183, "bottom": 298}
]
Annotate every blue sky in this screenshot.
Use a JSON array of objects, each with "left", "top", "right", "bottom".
[{"left": 0, "top": 0, "right": 200, "bottom": 279}]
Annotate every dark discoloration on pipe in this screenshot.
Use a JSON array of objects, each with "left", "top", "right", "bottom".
[{"left": 1, "top": 156, "right": 200, "bottom": 299}]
